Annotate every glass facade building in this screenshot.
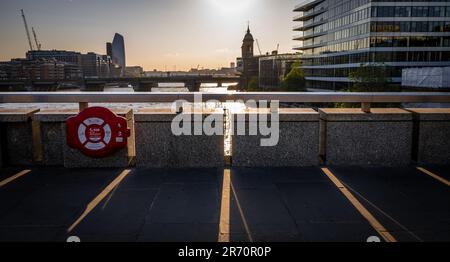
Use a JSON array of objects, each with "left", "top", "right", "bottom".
[
  {"left": 293, "top": 0, "right": 450, "bottom": 90},
  {"left": 112, "top": 33, "right": 126, "bottom": 77}
]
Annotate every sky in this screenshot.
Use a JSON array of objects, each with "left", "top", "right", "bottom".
[{"left": 0, "top": 0, "right": 299, "bottom": 71}]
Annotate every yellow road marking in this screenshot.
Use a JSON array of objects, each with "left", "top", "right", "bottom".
[
  {"left": 417, "top": 167, "right": 450, "bottom": 187},
  {"left": 67, "top": 169, "right": 132, "bottom": 233},
  {"left": 218, "top": 169, "right": 231, "bottom": 242},
  {"left": 321, "top": 168, "right": 397, "bottom": 243},
  {"left": 0, "top": 170, "right": 31, "bottom": 188},
  {"left": 218, "top": 169, "right": 253, "bottom": 242}
]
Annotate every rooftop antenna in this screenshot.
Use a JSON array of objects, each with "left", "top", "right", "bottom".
[
  {"left": 21, "top": 9, "right": 34, "bottom": 51},
  {"left": 32, "top": 27, "right": 42, "bottom": 51}
]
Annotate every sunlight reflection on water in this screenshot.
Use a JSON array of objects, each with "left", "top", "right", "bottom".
[{"left": 0, "top": 84, "right": 243, "bottom": 156}]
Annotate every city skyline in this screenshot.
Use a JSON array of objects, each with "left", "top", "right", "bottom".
[{"left": 0, "top": 0, "right": 298, "bottom": 71}]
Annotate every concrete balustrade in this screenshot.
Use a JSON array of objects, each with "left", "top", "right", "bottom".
[
  {"left": 134, "top": 108, "right": 224, "bottom": 168},
  {"left": 0, "top": 105, "right": 449, "bottom": 168},
  {"left": 231, "top": 108, "right": 320, "bottom": 167},
  {"left": 33, "top": 108, "right": 135, "bottom": 168},
  {"left": 0, "top": 108, "right": 40, "bottom": 167},
  {"left": 407, "top": 108, "right": 450, "bottom": 165},
  {"left": 320, "top": 108, "right": 413, "bottom": 167}
]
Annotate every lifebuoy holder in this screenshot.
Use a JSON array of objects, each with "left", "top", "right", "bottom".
[{"left": 66, "top": 107, "right": 130, "bottom": 158}]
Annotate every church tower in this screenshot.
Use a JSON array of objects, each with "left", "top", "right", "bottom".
[{"left": 241, "top": 25, "right": 254, "bottom": 58}]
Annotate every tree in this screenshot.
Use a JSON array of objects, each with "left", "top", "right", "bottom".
[
  {"left": 281, "top": 61, "right": 306, "bottom": 92},
  {"left": 336, "top": 64, "right": 401, "bottom": 108},
  {"left": 247, "top": 76, "right": 260, "bottom": 91},
  {"left": 348, "top": 64, "right": 400, "bottom": 92}
]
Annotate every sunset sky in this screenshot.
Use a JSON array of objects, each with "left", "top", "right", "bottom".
[{"left": 0, "top": 0, "right": 298, "bottom": 71}]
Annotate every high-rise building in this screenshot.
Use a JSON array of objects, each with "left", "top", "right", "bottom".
[
  {"left": 80, "top": 52, "right": 112, "bottom": 78},
  {"left": 293, "top": 0, "right": 450, "bottom": 90},
  {"left": 111, "top": 33, "right": 126, "bottom": 77},
  {"left": 106, "top": 42, "right": 113, "bottom": 57}
]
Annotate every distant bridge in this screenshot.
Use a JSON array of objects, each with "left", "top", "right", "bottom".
[{"left": 0, "top": 75, "right": 241, "bottom": 92}]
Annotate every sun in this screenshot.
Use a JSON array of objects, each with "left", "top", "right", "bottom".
[{"left": 210, "top": 0, "right": 255, "bottom": 14}]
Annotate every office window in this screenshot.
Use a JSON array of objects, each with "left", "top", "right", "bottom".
[
  {"left": 400, "top": 22, "right": 411, "bottom": 32},
  {"left": 442, "top": 52, "right": 450, "bottom": 61},
  {"left": 375, "top": 52, "right": 392, "bottom": 63},
  {"left": 411, "top": 22, "right": 428, "bottom": 32},
  {"left": 409, "top": 51, "right": 427, "bottom": 62},
  {"left": 375, "top": 37, "right": 393, "bottom": 47},
  {"left": 426, "top": 37, "right": 442, "bottom": 47},
  {"left": 444, "top": 37, "right": 450, "bottom": 47},
  {"left": 395, "top": 6, "right": 411, "bottom": 17},
  {"left": 376, "top": 6, "right": 395, "bottom": 17},
  {"left": 412, "top": 7, "right": 428, "bottom": 17},
  {"left": 430, "top": 52, "right": 441, "bottom": 62},
  {"left": 393, "top": 37, "right": 408, "bottom": 47},
  {"left": 393, "top": 52, "right": 408, "bottom": 62},
  {"left": 409, "top": 37, "right": 427, "bottom": 47},
  {"left": 429, "top": 22, "right": 443, "bottom": 33},
  {"left": 445, "top": 22, "right": 450, "bottom": 32},
  {"left": 429, "top": 6, "right": 445, "bottom": 17}
]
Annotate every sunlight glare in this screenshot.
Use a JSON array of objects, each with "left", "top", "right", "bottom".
[{"left": 210, "top": 0, "right": 255, "bottom": 14}]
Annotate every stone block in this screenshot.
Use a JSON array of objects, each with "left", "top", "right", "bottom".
[
  {"left": 0, "top": 108, "right": 40, "bottom": 167},
  {"left": 135, "top": 108, "right": 224, "bottom": 168},
  {"left": 320, "top": 108, "right": 413, "bottom": 166},
  {"left": 232, "top": 108, "right": 320, "bottom": 167},
  {"left": 407, "top": 108, "right": 450, "bottom": 165}
]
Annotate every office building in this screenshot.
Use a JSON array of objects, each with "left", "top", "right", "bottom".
[
  {"left": 0, "top": 70, "right": 7, "bottom": 80},
  {"left": 293, "top": 0, "right": 450, "bottom": 90},
  {"left": 106, "top": 42, "right": 113, "bottom": 57},
  {"left": 0, "top": 58, "right": 82, "bottom": 80},
  {"left": 259, "top": 53, "right": 301, "bottom": 89},
  {"left": 80, "top": 52, "right": 112, "bottom": 78},
  {"left": 111, "top": 33, "right": 126, "bottom": 77},
  {"left": 26, "top": 50, "right": 81, "bottom": 65}
]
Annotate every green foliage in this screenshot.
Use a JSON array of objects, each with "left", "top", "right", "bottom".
[
  {"left": 348, "top": 64, "right": 400, "bottom": 92},
  {"left": 247, "top": 76, "right": 260, "bottom": 91},
  {"left": 281, "top": 61, "right": 306, "bottom": 92},
  {"left": 336, "top": 64, "right": 401, "bottom": 108}
]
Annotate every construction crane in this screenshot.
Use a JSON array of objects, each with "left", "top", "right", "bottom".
[
  {"left": 21, "top": 9, "right": 34, "bottom": 51},
  {"left": 255, "top": 39, "right": 262, "bottom": 56},
  {"left": 32, "top": 27, "right": 42, "bottom": 51}
]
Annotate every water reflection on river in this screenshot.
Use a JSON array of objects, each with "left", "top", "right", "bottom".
[
  {"left": 0, "top": 83, "right": 236, "bottom": 110},
  {"left": 0, "top": 83, "right": 241, "bottom": 156}
]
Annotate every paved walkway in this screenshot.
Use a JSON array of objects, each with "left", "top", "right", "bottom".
[{"left": 0, "top": 166, "right": 449, "bottom": 242}]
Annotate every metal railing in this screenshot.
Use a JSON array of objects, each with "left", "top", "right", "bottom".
[{"left": 1, "top": 92, "right": 450, "bottom": 113}]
